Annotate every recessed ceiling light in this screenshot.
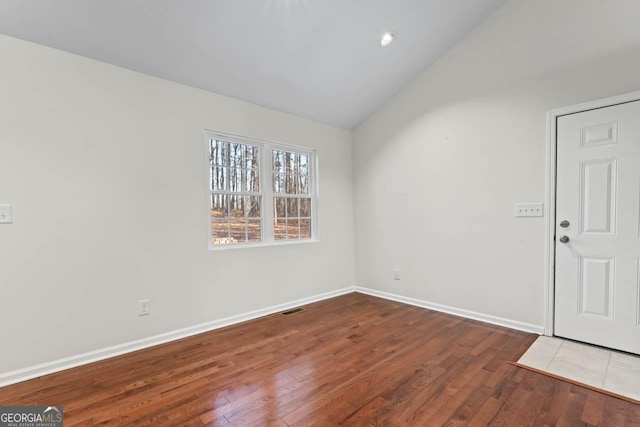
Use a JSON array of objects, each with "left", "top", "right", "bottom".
[{"left": 380, "top": 32, "right": 395, "bottom": 47}]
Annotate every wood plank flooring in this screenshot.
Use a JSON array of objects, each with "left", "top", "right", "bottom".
[{"left": 0, "top": 293, "right": 638, "bottom": 425}]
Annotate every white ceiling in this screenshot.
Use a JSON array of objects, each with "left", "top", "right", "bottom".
[{"left": 0, "top": 0, "right": 506, "bottom": 129}]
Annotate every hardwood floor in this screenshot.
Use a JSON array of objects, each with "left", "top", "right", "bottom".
[{"left": 1, "top": 293, "right": 638, "bottom": 426}]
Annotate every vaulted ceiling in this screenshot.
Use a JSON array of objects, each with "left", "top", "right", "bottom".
[{"left": 0, "top": 0, "right": 506, "bottom": 129}]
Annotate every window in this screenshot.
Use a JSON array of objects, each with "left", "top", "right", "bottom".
[
  {"left": 209, "top": 139, "right": 262, "bottom": 244},
  {"left": 207, "top": 132, "right": 316, "bottom": 248},
  {"left": 272, "top": 150, "right": 312, "bottom": 240}
]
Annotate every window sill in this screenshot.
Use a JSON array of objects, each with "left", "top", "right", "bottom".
[{"left": 208, "top": 238, "right": 319, "bottom": 251}]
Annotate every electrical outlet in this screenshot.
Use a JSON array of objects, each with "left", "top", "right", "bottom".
[
  {"left": 138, "top": 299, "right": 151, "bottom": 316},
  {"left": 393, "top": 269, "right": 400, "bottom": 280},
  {"left": 0, "top": 204, "right": 13, "bottom": 223},
  {"left": 515, "top": 203, "right": 543, "bottom": 217}
]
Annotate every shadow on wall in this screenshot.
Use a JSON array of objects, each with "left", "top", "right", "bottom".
[{"left": 358, "top": 42, "right": 640, "bottom": 147}]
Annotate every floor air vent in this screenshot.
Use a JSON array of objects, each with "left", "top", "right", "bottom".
[{"left": 281, "top": 308, "right": 304, "bottom": 316}]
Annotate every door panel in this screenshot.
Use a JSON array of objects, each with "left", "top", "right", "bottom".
[
  {"left": 581, "top": 121, "right": 617, "bottom": 147},
  {"left": 555, "top": 100, "right": 640, "bottom": 355},
  {"left": 578, "top": 256, "right": 614, "bottom": 320},
  {"left": 581, "top": 158, "right": 617, "bottom": 235}
]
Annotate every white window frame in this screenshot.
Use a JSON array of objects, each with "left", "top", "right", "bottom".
[{"left": 206, "top": 130, "right": 319, "bottom": 250}]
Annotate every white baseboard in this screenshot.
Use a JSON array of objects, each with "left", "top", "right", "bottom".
[
  {"left": 0, "top": 287, "right": 355, "bottom": 388},
  {"left": 1, "top": 285, "right": 544, "bottom": 388},
  {"left": 354, "top": 287, "right": 545, "bottom": 335}
]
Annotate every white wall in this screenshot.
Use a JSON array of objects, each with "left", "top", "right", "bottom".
[
  {"left": 0, "top": 34, "right": 354, "bottom": 375},
  {"left": 354, "top": 0, "right": 640, "bottom": 328}
]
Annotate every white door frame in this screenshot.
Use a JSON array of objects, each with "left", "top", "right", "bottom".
[{"left": 544, "top": 89, "right": 640, "bottom": 336}]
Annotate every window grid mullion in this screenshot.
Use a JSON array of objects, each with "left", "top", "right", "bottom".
[
  {"left": 263, "top": 142, "right": 275, "bottom": 244},
  {"left": 211, "top": 190, "right": 261, "bottom": 196}
]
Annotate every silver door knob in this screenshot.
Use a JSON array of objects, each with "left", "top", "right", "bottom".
[
  {"left": 559, "top": 235, "right": 570, "bottom": 243},
  {"left": 559, "top": 220, "right": 570, "bottom": 228}
]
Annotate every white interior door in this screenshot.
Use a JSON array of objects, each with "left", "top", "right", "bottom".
[{"left": 555, "top": 100, "right": 640, "bottom": 355}]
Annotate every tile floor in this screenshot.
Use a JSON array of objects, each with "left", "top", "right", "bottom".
[{"left": 517, "top": 336, "right": 640, "bottom": 401}]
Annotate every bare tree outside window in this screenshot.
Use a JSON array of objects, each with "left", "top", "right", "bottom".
[
  {"left": 210, "top": 139, "right": 261, "bottom": 245},
  {"left": 272, "top": 149, "right": 312, "bottom": 240},
  {"left": 208, "top": 133, "right": 316, "bottom": 248}
]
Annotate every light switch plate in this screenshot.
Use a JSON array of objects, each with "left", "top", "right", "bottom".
[
  {"left": 515, "top": 203, "right": 543, "bottom": 217},
  {"left": 0, "top": 204, "right": 12, "bottom": 223}
]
